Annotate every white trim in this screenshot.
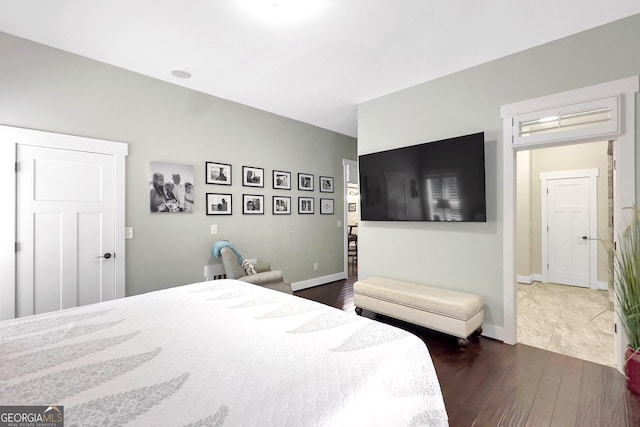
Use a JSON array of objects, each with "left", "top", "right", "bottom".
[
  {"left": 342, "top": 159, "right": 350, "bottom": 277},
  {"left": 0, "top": 133, "right": 16, "bottom": 320},
  {"left": 517, "top": 275, "right": 535, "bottom": 284},
  {"left": 540, "top": 169, "right": 599, "bottom": 289},
  {"left": 539, "top": 168, "right": 599, "bottom": 180},
  {"left": 597, "top": 281, "right": 609, "bottom": 291},
  {"left": 0, "top": 125, "right": 128, "bottom": 320},
  {"left": 480, "top": 323, "right": 503, "bottom": 341},
  {"left": 343, "top": 158, "right": 358, "bottom": 278},
  {"left": 501, "top": 76, "right": 638, "bottom": 375},
  {"left": 512, "top": 95, "right": 620, "bottom": 147},
  {"left": 291, "top": 272, "right": 347, "bottom": 292}
]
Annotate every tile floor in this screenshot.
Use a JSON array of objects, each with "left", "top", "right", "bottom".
[{"left": 517, "top": 281, "right": 615, "bottom": 367}]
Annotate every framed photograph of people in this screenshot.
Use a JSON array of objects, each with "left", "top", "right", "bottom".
[
  {"left": 243, "top": 166, "right": 264, "bottom": 187},
  {"left": 206, "top": 193, "right": 232, "bottom": 215},
  {"left": 298, "top": 173, "right": 314, "bottom": 191},
  {"left": 273, "top": 170, "right": 291, "bottom": 190},
  {"left": 320, "top": 198, "right": 334, "bottom": 215},
  {"left": 243, "top": 194, "right": 264, "bottom": 214},
  {"left": 298, "top": 197, "right": 314, "bottom": 214},
  {"left": 319, "top": 176, "right": 334, "bottom": 193},
  {"left": 206, "top": 162, "right": 231, "bottom": 185},
  {"left": 150, "top": 161, "right": 195, "bottom": 213},
  {"left": 273, "top": 196, "right": 291, "bottom": 215}
]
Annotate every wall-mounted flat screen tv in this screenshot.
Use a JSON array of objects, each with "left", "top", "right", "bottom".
[{"left": 359, "top": 132, "right": 486, "bottom": 222}]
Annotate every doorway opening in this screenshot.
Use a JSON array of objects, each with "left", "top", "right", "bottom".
[
  {"left": 516, "top": 141, "right": 614, "bottom": 366},
  {"left": 343, "top": 159, "right": 358, "bottom": 281},
  {"left": 347, "top": 183, "right": 359, "bottom": 279},
  {"left": 501, "top": 76, "right": 638, "bottom": 373},
  {"left": 0, "top": 125, "right": 128, "bottom": 320}
]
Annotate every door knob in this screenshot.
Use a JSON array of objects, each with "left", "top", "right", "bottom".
[
  {"left": 582, "top": 236, "right": 588, "bottom": 240},
  {"left": 97, "top": 253, "right": 112, "bottom": 259}
]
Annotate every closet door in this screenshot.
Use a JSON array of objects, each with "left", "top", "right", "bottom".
[{"left": 16, "top": 144, "right": 117, "bottom": 316}]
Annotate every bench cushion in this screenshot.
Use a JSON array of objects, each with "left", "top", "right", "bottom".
[{"left": 354, "top": 276, "right": 483, "bottom": 321}]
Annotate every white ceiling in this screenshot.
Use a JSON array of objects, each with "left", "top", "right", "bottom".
[{"left": 1, "top": 1, "right": 639, "bottom": 137}]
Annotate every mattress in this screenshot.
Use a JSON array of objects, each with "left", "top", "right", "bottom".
[{"left": 0, "top": 280, "right": 448, "bottom": 426}]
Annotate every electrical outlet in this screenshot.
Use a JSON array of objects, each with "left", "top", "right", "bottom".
[
  {"left": 313, "top": 262, "right": 319, "bottom": 271},
  {"left": 211, "top": 225, "right": 218, "bottom": 235},
  {"left": 337, "top": 220, "right": 342, "bottom": 227}
]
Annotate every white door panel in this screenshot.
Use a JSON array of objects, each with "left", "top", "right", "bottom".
[
  {"left": 547, "top": 177, "right": 590, "bottom": 287},
  {"left": 17, "top": 144, "right": 115, "bottom": 317}
]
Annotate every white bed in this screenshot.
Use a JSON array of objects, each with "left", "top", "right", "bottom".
[{"left": 0, "top": 280, "right": 448, "bottom": 426}]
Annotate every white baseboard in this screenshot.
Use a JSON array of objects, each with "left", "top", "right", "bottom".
[
  {"left": 517, "top": 274, "right": 543, "bottom": 284},
  {"left": 596, "top": 281, "right": 609, "bottom": 291},
  {"left": 291, "top": 272, "right": 348, "bottom": 292},
  {"left": 479, "top": 323, "right": 503, "bottom": 342},
  {"left": 517, "top": 275, "right": 534, "bottom": 284}
]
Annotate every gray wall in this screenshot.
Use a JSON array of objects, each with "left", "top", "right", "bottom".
[
  {"left": 358, "top": 14, "right": 640, "bottom": 329},
  {"left": 0, "top": 32, "right": 356, "bottom": 296}
]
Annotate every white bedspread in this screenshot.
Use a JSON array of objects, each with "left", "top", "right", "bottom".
[{"left": 0, "top": 280, "right": 448, "bottom": 426}]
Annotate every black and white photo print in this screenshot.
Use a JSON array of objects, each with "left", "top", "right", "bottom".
[
  {"left": 298, "top": 173, "right": 314, "bottom": 191},
  {"left": 150, "top": 161, "right": 195, "bottom": 213},
  {"left": 243, "top": 194, "right": 264, "bottom": 214},
  {"left": 206, "top": 162, "right": 232, "bottom": 185},
  {"left": 243, "top": 166, "right": 264, "bottom": 187}
]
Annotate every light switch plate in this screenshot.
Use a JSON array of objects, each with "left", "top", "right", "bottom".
[
  {"left": 125, "top": 227, "right": 134, "bottom": 239},
  {"left": 211, "top": 225, "right": 218, "bottom": 235}
]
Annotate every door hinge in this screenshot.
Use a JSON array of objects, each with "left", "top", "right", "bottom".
[
  {"left": 15, "top": 242, "right": 19, "bottom": 252},
  {"left": 15, "top": 162, "right": 19, "bottom": 173},
  {"left": 615, "top": 323, "right": 617, "bottom": 334},
  {"left": 613, "top": 159, "right": 617, "bottom": 170}
]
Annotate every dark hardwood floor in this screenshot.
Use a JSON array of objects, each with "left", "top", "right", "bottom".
[{"left": 295, "top": 264, "right": 640, "bottom": 427}]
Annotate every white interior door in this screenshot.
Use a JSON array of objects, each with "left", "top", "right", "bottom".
[
  {"left": 546, "top": 176, "right": 591, "bottom": 287},
  {"left": 16, "top": 144, "right": 117, "bottom": 317}
]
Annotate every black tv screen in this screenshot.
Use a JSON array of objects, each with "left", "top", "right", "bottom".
[{"left": 359, "top": 132, "right": 486, "bottom": 222}]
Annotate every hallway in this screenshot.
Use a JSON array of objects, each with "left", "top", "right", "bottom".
[{"left": 518, "top": 281, "right": 614, "bottom": 366}]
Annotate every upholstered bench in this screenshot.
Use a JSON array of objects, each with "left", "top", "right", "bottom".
[{"left": 354, "top": 276, "right": 484, "bottom": 347}]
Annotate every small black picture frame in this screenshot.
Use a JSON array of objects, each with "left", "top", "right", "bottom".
[
  {"left": 298, "top": 173, "right": 314, "bottom": 191},
  {"left": 206, "top": 193, "right": 232, "bottom": 215},
  {"left": 243, "top": 166, "right": 264, "bottom": 187},
  {"left": 319, "top": 176, "right": 334, "bottom": 193},
  {"left": 320, "top": 198, "right": 334, "bottom": 215},
  {"left": 206, "top": 162, "right": 232, "bottom": 185},
  {"left": 273, "top": 170, "right": 291, "bottom": 190},
  {"left": 298, "top": 197, "right": 314, "bottom": 214},
  {"left": 243, "top": 194, "right": 264, "bottom": 214},
  {"left": 273, "top": 196, "right": 291, "bottom": 215}
]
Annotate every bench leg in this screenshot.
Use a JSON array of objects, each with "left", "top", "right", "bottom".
[
  {"left": 355, "top": 307, "right": 363, "bottom": 315},
  {"left": 474, "top": 326, "right": 483, "bottom": 336},
  {"left": 457, "top": 337, "right": 469, "bottom": 348}
]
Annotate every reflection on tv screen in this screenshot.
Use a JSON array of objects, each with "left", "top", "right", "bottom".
[{"left": 358, "top": 132, "right": 486, "bottom": 222}]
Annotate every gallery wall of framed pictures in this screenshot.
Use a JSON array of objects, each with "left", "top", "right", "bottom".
[{"left": 203, "top": 160, "right": 334, "bottom": 216}]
